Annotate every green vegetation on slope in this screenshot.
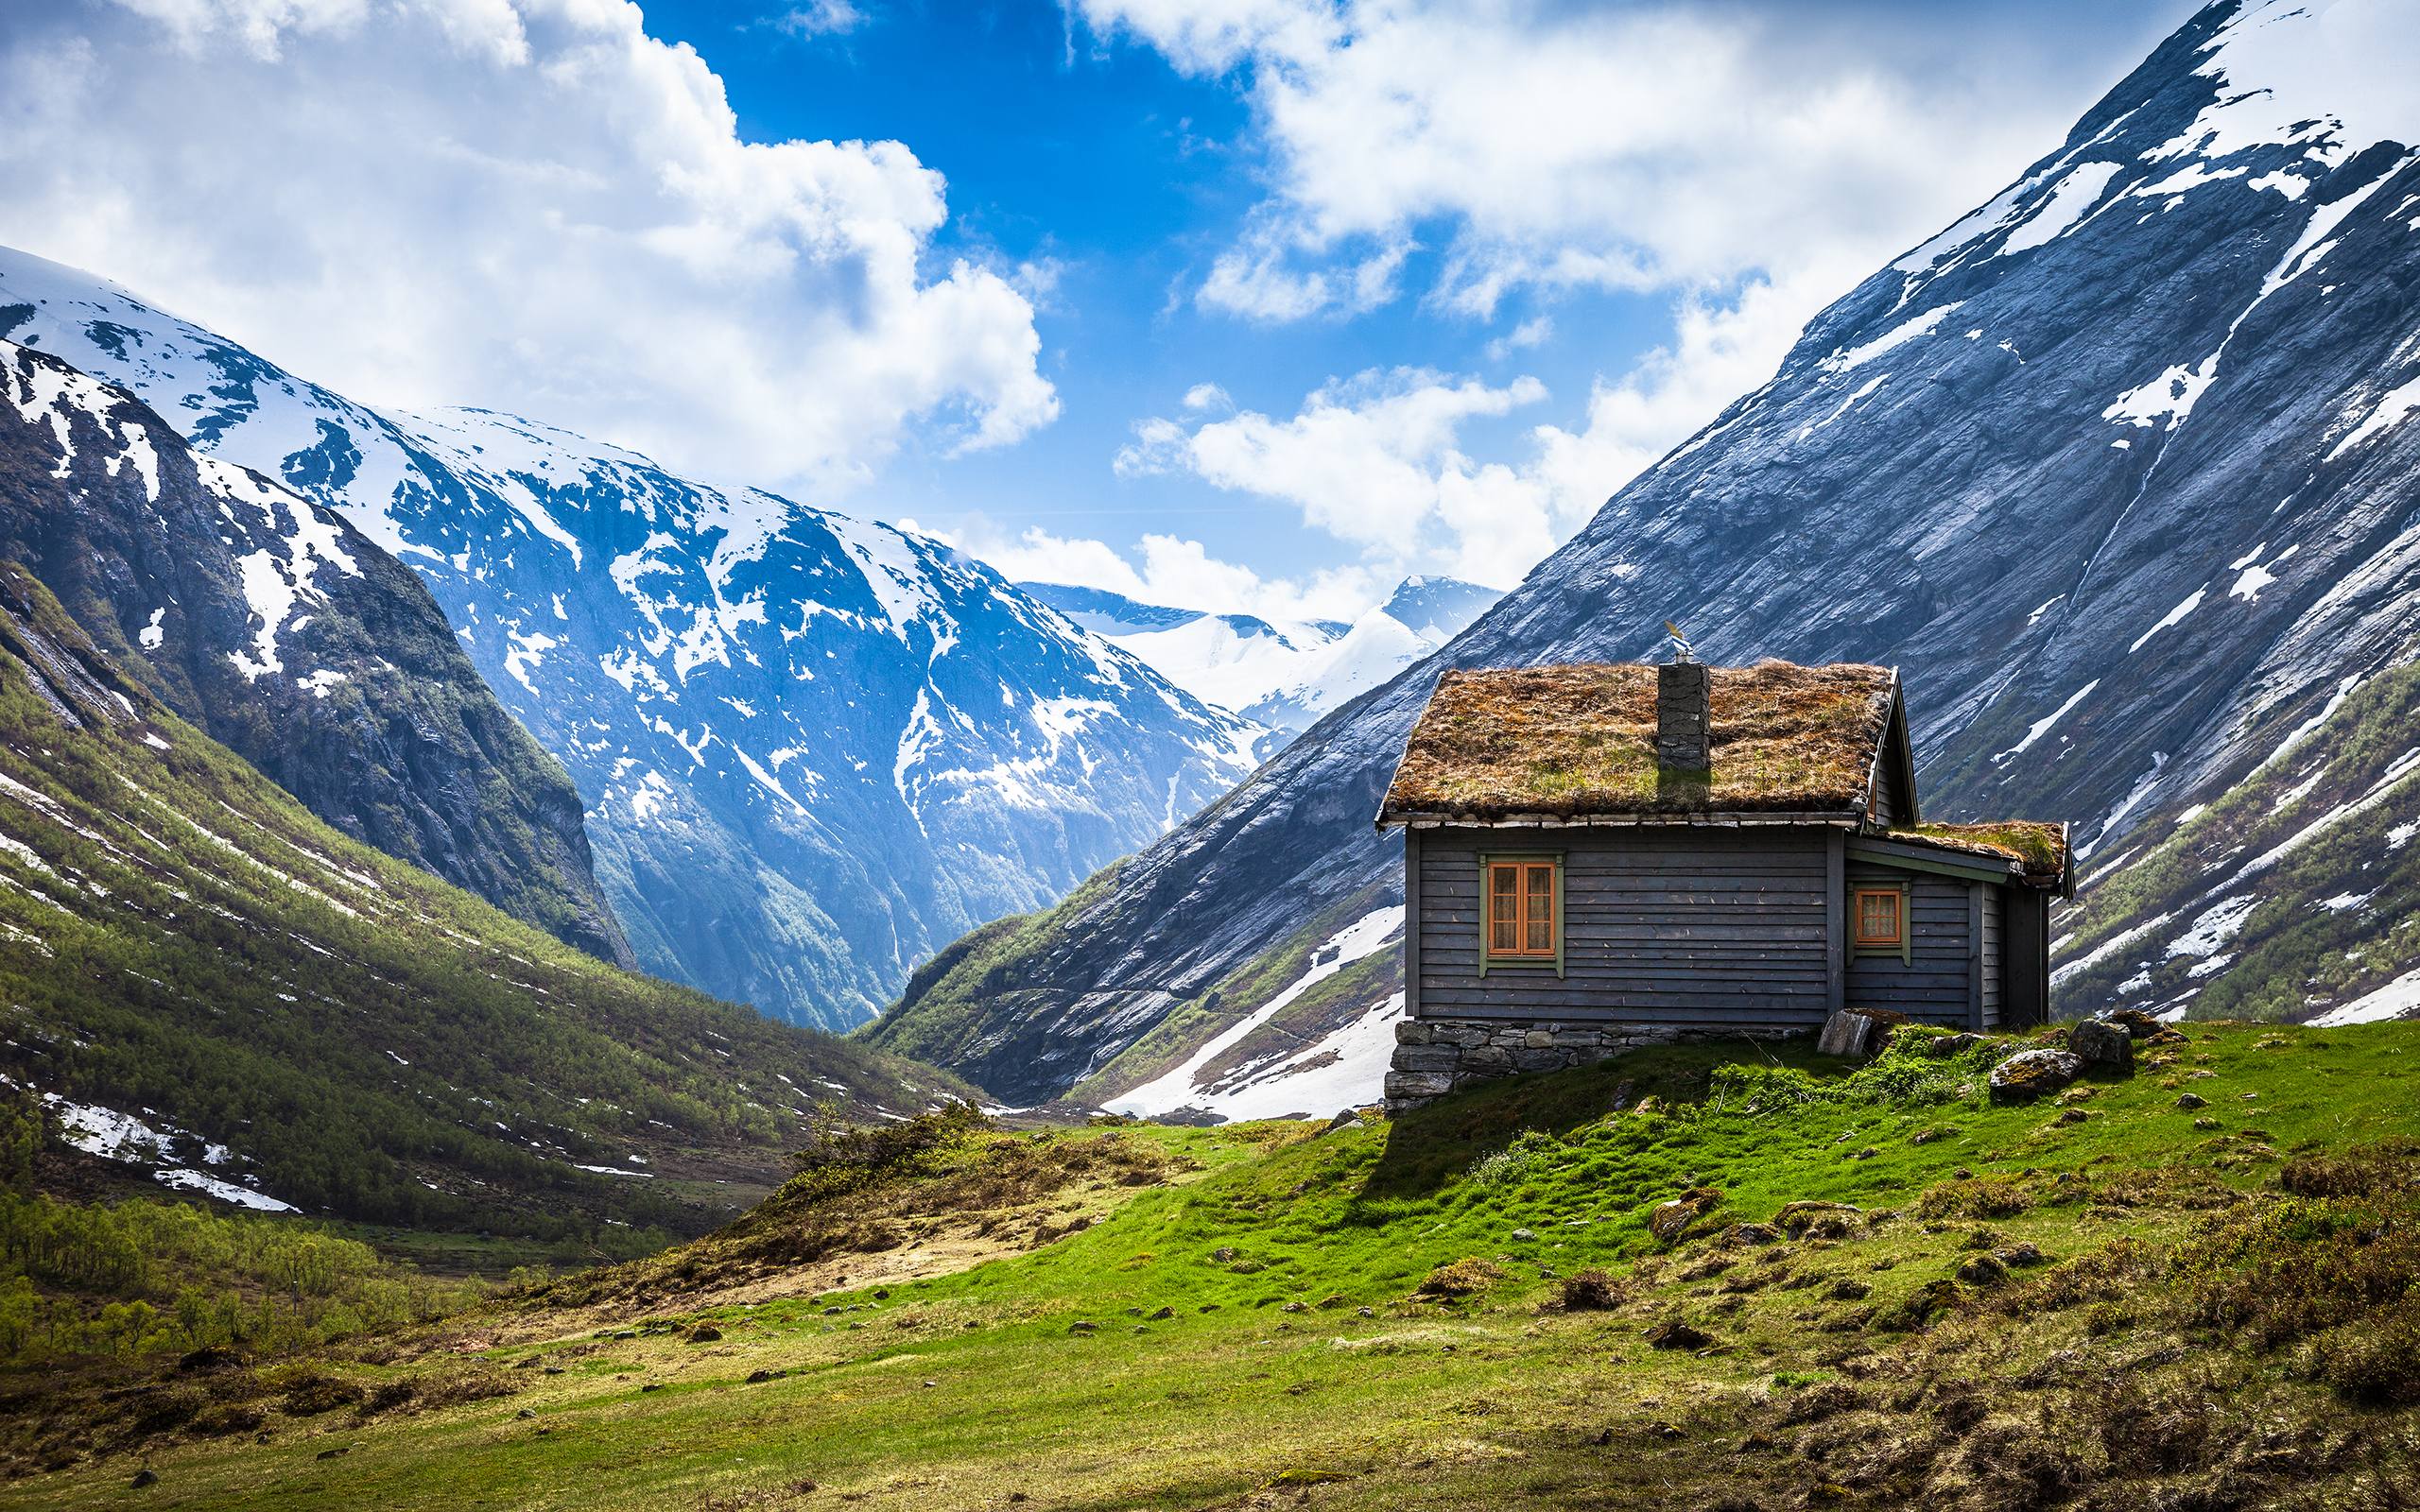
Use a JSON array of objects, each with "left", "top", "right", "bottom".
[
  {"left": 2055, "top": 661, "right": 2420, "bottom": 1021},
  {"left": 0, "top": 563, "right": 967, "bottom": 1244},
  {"left": 857, "top": 860, "right": 1130, "bottom": 1075},
  {"left": 0, "top": 1092, "right": 482, "bottom": 1368},
  {"left": 13, "top": 1020, "right": 2416, "bottom": 1508}
]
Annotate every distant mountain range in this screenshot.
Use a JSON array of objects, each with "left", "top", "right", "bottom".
[
  {"left": 0, "top": 521, "right": 953, "bottom": 1242},
  {"left": 0, "top": 248, "right": 1260, "bottom": 1030},
  {"left": 872, "top": 0, "right": 2420, "bottom": 1111},
  {"left": 1021, "top": 575, "right": 1499, "bottom": 750}
]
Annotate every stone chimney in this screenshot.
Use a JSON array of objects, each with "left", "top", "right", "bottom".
[{"left": 1655, "top": 660, "right": 1711, "bottom": 775}]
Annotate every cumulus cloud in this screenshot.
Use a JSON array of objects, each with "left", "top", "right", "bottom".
[
  {"left": 937, "top": 521, "right": 1383, "bottom": 624},
  {"left": 1076, "top": 0, "right": 2081, "bottom": 322},
  {"left": 1116, "top": 368, "right": 1550, "bottom": 578},
  {"left": 0, "top": 0, "right": 1055, "bottom": 490},
  {"left": 775, "top": 0, "right": 869, "bottom": 39},
  {"left": 1098, "top": 267, "right": 1839, "bottom": 594}
]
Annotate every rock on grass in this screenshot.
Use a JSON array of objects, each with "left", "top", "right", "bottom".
[{"left": 1989, "top": 1048, "right": 2085, "bottom": 1105}]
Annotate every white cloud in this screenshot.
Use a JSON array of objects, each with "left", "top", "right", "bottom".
[
  {"left": 1077, "top": 0, "right": 2090, "bottom": 322},
  {"left": 1108, "top": 266, "right": 1832, "bottom": 593},
  {"left": 1484, "top": 315, "right": 1551, "bottom": 362},
  {"left": 968, "top": 524, "right": 1382, "bottom": 624},
  {"left": 775, "top": 0, "right": 869, "bottom": 39},
  {"left": 0, "top": 0, "right": 1054, "bottom": 491},
  {"left": 1115, "top": 367, "right": 1566, "bottom": 587}
]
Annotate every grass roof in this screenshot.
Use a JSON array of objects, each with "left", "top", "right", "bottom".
[
  {"left": 1893, "top": 821, "right": 2073, "bottom": 890},
  {"left": 1380, "top": 661, "right": 1898, "bottom": 821}
]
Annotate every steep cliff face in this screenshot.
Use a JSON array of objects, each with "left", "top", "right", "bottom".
[
  {"left": 0, "top": 339, "right": 630, "bottom": 963},
  {"left": 0, "top": 256, "right": 1259, "bottom": 1030},
  {"left": 872, "top": 0, "right": 2420, "bottom": 1108}
]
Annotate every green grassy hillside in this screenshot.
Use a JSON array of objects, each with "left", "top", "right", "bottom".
[
  {"left": 0, "top": 563, "right": 968, "bottom": 1248},
  {"left": 13, "top": 1018, "right": 2415, "bottom": 1508}
]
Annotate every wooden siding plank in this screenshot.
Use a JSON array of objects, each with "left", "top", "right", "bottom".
[
  {"left": 1967, "top": 882, "right": 1985, "bottom": 1031},
  {"left": 1404, "top": 828, "right": 1422, "bottom": 1019}
]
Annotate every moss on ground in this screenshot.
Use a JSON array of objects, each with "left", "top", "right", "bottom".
[{"left": 7, "top": 1022, "right": 2418, "bottom": 1509}]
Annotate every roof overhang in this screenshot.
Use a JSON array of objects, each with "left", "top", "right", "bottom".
[{"left": 1378, "top": 810, "right": 1868, "bottom": 833}]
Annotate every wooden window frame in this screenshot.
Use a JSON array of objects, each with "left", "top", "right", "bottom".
[
  {"left": 1851, "top": 883, "right": 1911, "bottom": 965},
  {"left": 1478, "top": 851, "right": 1564, "bottom": 977}
]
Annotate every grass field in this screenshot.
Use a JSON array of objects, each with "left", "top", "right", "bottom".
[{"left": 8, "top": 1020, "right": 2419, "bottom": 1510}]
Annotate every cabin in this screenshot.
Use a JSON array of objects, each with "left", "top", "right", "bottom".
[{"left": 1375, "top": 659, "right": 2072, "bottom": 1108}]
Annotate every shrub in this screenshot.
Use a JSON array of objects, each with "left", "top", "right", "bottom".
[
  {"left": 2313, "top": 1298, "right": 2420, "bottom": 1405},
  {"left": 1914, "top": 1177, "right": 2033, "bottom": 1221},
  {"left": 1465, "top": 1130, "right": 1556, "bottom": 1188},
  {"left": 783, "top": 1102, "right": 992, "bottom": 1203},
  {"left": 1417, "top": 1258, "right": 1504, "bottom": 1298}
]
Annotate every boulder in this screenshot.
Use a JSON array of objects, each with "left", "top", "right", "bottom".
[
  {"left": 1816, "top": 1010, "right": 1876, "bottom": 1058},
  {"left": 1989, "top": 1048, "right": 2086, "bottom": 1105},
  {"left": 1383, "top": 1070, "right": 1454, "bottom": 1102},
  {"left": 2104, "top": 1007, "right": 2164, "bottom": 1039},
  {"left": 2068, "top": 1019, "right": 2135, "bottom": 1071}
]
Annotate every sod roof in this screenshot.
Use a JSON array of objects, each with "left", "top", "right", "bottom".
[
  {"left": 1890, "top": 822, "right": 2073, "bottom": 891},
  {"left": 1379, "top": 661, "right": 1900, "bottom": 822}
]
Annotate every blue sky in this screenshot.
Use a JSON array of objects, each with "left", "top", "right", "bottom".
[{"left": 0, "top": 0, "right": 2193, "bottom": 618}]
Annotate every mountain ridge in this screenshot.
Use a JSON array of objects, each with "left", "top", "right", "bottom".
[
  {"left": 0, "top": 336, "right": 630, "bottom": 963},
  {"left": 0, "top": 558, "right": 961, "bottom": 1241},
  {"left": 0, "top": 253, "right": 1259, "bottom": 1030}
]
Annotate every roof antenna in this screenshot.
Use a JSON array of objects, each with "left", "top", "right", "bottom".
[{"left": 1664, "top": 620, "right": 1695, "bottom": 663}]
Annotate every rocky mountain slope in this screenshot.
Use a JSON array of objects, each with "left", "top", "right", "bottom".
[
  {"left": 1024, "top": 575, "right": 1497, "bottom": 748},
  {"left": 0, "top": 338, "right": 627, "bottom": 962},
  {"left": 872, "top": 0, "right": 2420, "bottom": 1109},
  {"left": 0, "top": 563, "right": 961, "bottom": 1243},
  {"left": 0, "top": 252, "right": 1259, "bottom": 1029}
]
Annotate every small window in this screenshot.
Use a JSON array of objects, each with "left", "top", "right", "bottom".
[
  {"left": 1854, "top": 887, "right": 1905, "bottom": 950},
  {"left": 1485, "top": 858, "right": 1559, "bottom": 961}
]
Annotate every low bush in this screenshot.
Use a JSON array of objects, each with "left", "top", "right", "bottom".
[
  {"left": 1914, "top": 1177, "right": 2034, "bottom": 1221},
  {"left": 1417, "top": 1258, "right": 1504, "bottom": 1298}
]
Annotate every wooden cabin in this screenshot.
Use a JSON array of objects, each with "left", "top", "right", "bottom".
[{"left": 1375, "top": 660, "right": 2072, "bottom": 1108}]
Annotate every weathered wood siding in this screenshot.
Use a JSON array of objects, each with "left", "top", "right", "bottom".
[
  {"left": 1414, "top": 826, "right": 1833, "bottom": 1032},
  {"left": 1979, "top": 885, "right": 2003, "bottom": 1028},
  {"left": 1842, "top": 865, "right": 1978, "bottom": 1024}
]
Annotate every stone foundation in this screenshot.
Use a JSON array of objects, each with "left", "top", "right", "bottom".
[{"left": 1383, "top": 1017, "right": 1774, "bottom": 1109}]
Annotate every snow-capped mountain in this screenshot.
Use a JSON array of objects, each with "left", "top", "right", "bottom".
[
  {"left": 1019, "top": 575, "right": 1498, "bottom": 749},
  {"left": 872, "top": 0, "right": 2420, "bottom": 1107},
  {"left": 0, "top": 249, "right": 1261, "bottom": 1029},
  {"left": 0, "top": 338, "right": 629, "bottom": 962}
]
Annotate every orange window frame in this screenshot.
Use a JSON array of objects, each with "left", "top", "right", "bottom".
[
  {"left": 1484, "top": 857, "right": 1560, "bottom": 963},
  {"left": 1853, "top": 886, "right": 1906, "bottom": 951}
]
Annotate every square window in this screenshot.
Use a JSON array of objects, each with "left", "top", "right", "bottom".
[
  {"left": 1854, "top": 887, "right": 1905, "bottom": 949},
  {"left": 1485, "top": 858, "right": 1558, "bottom": 961}
]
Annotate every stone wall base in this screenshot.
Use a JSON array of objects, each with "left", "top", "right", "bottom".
[{"left": 1382, "top": 1016, "right": 1789, "bottom": 1110}]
